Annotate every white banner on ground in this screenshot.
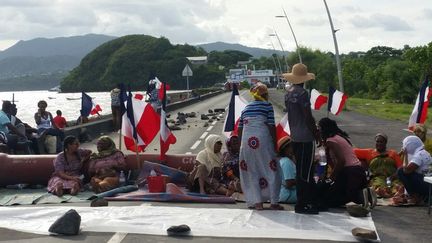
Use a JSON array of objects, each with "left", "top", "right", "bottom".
[{"left": 0, "top": 205, "right": 378, "bottom": 241}]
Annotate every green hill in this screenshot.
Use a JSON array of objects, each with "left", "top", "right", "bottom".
[{"left": 61, "top": 35, "right": 232, "bottom": 92}]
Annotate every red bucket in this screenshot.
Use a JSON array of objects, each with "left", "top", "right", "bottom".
[{"left": 147, "top": 175, "right": 169, "bottom": 193}]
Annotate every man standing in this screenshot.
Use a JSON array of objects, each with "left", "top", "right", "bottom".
[
  {"left": 110, "top": 85, "right": 121, "bottom": 131},
  {"left": 283, "top": 63, "right": 321, "bottom": 214}
]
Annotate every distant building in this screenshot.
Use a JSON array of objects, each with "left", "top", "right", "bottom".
[
  {"left": 226, "top": 68, "right": 275, "bottom": 87},
  {"left": 186, "top": 56, "right": 207, "bottom": 65}
]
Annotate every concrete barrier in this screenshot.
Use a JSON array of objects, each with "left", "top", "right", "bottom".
[{"left": 63, "top": 90, "right": 225, "bottom": 140}]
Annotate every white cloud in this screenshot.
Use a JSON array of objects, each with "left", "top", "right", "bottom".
[{"left": 0, "top": 0, "right": 430, "bottom": 53}]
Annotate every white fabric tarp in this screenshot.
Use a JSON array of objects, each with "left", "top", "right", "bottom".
[{"left": 0, "top": 205, "right": 379, "bottom": 242}]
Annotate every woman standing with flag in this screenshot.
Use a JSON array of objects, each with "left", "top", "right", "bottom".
[{"left": 238, "top": 82, "right": 282, "bottom": 210}]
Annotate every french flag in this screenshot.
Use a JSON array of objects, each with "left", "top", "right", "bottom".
[
  {"left": 160, "top": 81, "right": 177, "bottom": 160},
  {"left": 81, "top": 92, "right": 102, "bottom": 116},
  {"left": 223, "top": 84, "right": 247, "bottom": 137},
  {"left": 327, "top": 87, "right": 348, "bottom": 115},
  {"left": 121, "top": 91, "right": 160, "bottom": 152},
  {"left": 276, "top": 113, "right": 290, "bottom": 141},
  {"left": 310, "top": 89, "right": 328, "bottom": 110},
  {"left": 408, "top": 77, "right": 431, "bottom": 130}
]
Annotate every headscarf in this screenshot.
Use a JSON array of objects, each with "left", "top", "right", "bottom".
[
  {"left": 402, "top": 135, "right": 425, "bottom": 162},
  {"left": 196, "top": 134, "right": 223, "bottom": 175},
  {"left": 250, "top": 82, "right": 268, "bottom": 101},
  {"left": 90, "top": 136, "right": 120, "bottom": 159}
]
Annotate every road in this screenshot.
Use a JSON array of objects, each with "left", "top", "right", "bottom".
[{"left": 1, "top": 88, "right": 431, "bottom": 243}]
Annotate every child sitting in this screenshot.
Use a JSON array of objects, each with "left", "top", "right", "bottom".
[{"left": 277, "top": 136, "right": 297, "bottom": 204}]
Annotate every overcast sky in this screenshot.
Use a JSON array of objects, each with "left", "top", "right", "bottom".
[{"left": 0, "top": 0, "right": 430, "bottom": 54}]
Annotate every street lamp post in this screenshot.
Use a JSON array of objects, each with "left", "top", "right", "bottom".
[
  {"left": 275, "top": 7, "right": 302, "bottom": 63},
  {"left": 268, "top": 43, "right": 282, "bottom": 87},
  {"left": 323, "top": 0, "right": 344, "bottom": 92},
  {"left": 269, "top": 31, "right": 289, "bottom": 72}
]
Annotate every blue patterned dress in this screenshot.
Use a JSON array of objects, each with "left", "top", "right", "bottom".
[{"left": 239, "top": 100, "right": 281, "bottom": 207}]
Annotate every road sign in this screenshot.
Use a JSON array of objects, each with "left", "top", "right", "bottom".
[{"left": 182, "top": 64, "right": 193, "bottom": 77}]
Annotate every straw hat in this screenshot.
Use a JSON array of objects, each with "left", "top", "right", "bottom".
[
  {"left": 282, "top": 63, "right": 315, "bottom": 84},
  {"left": 277, "top": 135, "right": 291, "bottom": 152}
]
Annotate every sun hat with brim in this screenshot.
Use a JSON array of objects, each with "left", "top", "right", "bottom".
[
  {"left": 282, "top": 63, "right": 315, "bottom": 84},
  {"left": 277, "top": 135, "right": 291, "bottom": 153}
]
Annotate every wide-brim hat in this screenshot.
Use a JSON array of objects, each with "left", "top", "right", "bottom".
[
  {"left": 277, "top": 135, "right": 291, "bottom": 152},
  {"left": 282, "top": 63, "right": 315, "bottom": 84}
]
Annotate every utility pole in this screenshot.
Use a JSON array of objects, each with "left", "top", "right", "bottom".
[{"left": 323, "top": 0, "right": 344, "bottom": 92}]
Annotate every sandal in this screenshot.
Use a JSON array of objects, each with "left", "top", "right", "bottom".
[
  {"left": 270, "top": 204, "right": 284, "bottom": 210},
  {"left": 254, "top": 203, "right": 264, "bottom": 210}
]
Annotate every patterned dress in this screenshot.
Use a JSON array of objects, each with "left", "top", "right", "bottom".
[
  {"left": 239, "top": 100, "right": 281, "bottom": 206},
  {"left": 47, "top": 149, "right": 91, "bottom": 192}
]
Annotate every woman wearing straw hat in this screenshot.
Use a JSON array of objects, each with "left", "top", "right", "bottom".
[{"left": 283, "top": 63, "right": 321, "bottom": 214}]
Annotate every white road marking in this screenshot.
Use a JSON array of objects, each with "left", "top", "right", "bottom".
[
  {"left": 200, "top": 131, "right": 209, "bottom": 139},
  {"left": 107, "top": 232, "right": 127, "bottom": 243},
  {"left": 190, "top": 140, "right": 201, "bottom": 150},
  {"left": 211, "top": 120, "right": 217, "bottom": 125},
  {"left": 206, "top": 125, "right": 214, "bottom": 131},
  {"left": 185, "top": 152, "right": 192, "bottom": 155}
]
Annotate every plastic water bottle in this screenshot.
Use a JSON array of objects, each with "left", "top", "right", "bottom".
[
  {"left": 119, "top": 171, "right": 126, "bottom": 186},
  {"left": 386, "top": 177, "right": 391, "bottom": 188},
  {"left": 315, "top": 149, "right": 327, "bottom": 178},
  {"left": 150, "top": 169, "right": 157, "bottom": 177},
  {"left": 318, "top": 149, "right": 327, "bottom": 166}
]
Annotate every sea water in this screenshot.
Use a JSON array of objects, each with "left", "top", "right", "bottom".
[
  {"left": 0, "top": 90, "right": 112, "bottom": 127},
  {"left": 0, "top": 89, "right": 186, "bottom": 127}
]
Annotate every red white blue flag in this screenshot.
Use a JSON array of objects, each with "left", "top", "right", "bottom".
[
  {"left": 310, "top": 89, "right": 328, "bottom": 110},
  {"left": 327, "top": 87, "right": 348, "bottom": 115},
  {"left": 408, "top": 77, "right": 431, "bottom": 130},
  {"left": 223, "top": 84, "right": 247, "bottom": 137},
  {"left": 276, "top": 113, "right": 290, "bottom": 141},
  {"left": 121, "top": 91, "right": 160, "bottom": 152},
  {"left": 160, "top": 81, "right": 177, "bottom": 160},
  {"left": 81, "top": 92, "right": 102, "bottom": 116}
]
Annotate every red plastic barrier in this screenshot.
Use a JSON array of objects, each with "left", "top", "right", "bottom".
[{"left": 0, "top": 153, "right": 196, "bottom": 186}]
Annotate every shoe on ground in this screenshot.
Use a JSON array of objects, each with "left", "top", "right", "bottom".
[
  {"left": 346, "top": 204, "right": 370, "bottom": 217},
  {"left": 294, "top": 205, "right": 319, "bottom": 214},
  {"left": 351, "top": 227, "right": 378, "bottom": 241},
  {"left": 167, "top": 224, "right": 191, "bottom": 236},
  {"left": 90, "top": 198, "right": 108, "bottom": 207}
]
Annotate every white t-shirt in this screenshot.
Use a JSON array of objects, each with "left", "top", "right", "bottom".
[{"left": 410, "top": 149, "right": 432, "bottom": 174}]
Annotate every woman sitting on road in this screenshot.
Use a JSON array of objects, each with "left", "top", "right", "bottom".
[
  {"left": 88, "top": 136, "right": 126, "bottom": 193},
  {"left": 391, "top": 135, "right": 432, "bottom": 206},
  {"left": 317, "top": 118, "right": 371, "bottom": 208},
  {"left": 186, "top": 134, "right": 231, "bottom": 196},
  {"left": 222, "top": 135, "right": 242, "bottom": 193},
  {"left": 47, "top": 136, "right": 92, "bottom": 196},
  {"left": 354, "top": 133, "right": 403, "bottom": 198}
]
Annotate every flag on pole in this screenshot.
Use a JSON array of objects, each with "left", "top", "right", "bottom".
[
  {"left": 121, "top": 91, "right": 160, "bottom": 152},
  {"left": 276, "top": 113, "right": 291, "bottom": 141},
  {"left": 160, "top": 81, "right": 177, "bottom": 160},
  {"left": 223, "top": 84, "right": 247, "bottom": 137},
  {"left": 310, "top": 89, "right": 328, "bottom": 110},
  {"left": 327, "top": 87, "right": 348, "bottom": 115},
  {"left": 408, "top": 76, "right": 431, "bottom": 130},
  {"left": 81, "top": 92, "right": 102, "bottom": 117}
]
